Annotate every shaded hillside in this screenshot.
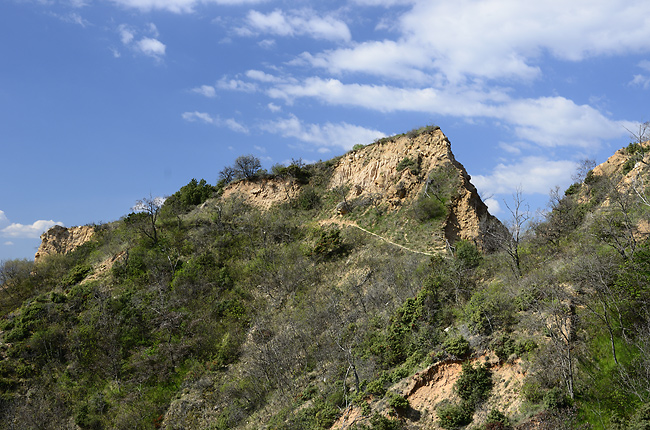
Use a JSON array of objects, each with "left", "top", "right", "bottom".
[{"left": 1, "top": 127, "right": 650, "bottom": 430}]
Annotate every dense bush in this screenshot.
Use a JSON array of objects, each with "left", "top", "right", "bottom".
[
  {"left": 443, "top": 336, "right": 471, "bottom": 358},
  {"left": 437, "top": 401, "right": 473, "bottom": 429},
  {"left": 455, "top": 362, "right": 493, "bottom": 406}
]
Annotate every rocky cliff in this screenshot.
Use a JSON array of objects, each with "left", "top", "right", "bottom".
[
  {"left": 223, "top": 127, "right": 497, "bottom": 246},
  {"left": 34, "top": 225, "right": 95, "bottom": 262}
]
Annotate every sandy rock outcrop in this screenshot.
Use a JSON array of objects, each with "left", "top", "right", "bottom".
[
  {"left": 221, "top": 177, "right": 301, "bottom": 210},
  {"left": 221, "top": 128, "right": 499, "bottom": 245},
  {"left": 35, "top": 225, "right": 95, "bottom": 262},
  {"left": 330, "top": 129, "right": 495, "bottom": 243}
]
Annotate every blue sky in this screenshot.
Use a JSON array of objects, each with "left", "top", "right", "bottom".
[{"left": 1, "top": 0, "right": 649, "bottom": 261}]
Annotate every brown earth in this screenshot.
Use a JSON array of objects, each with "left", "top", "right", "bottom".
[{"left": 333, "top": 354, "right": 527, "bottom": 429}]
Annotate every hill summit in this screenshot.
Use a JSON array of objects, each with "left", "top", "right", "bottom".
[{"left": 220, "top": 126, "right": 497, "bottom": 253}]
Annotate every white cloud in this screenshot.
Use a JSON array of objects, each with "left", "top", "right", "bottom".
[
  {"left": 117, "top": 24, "right": 166, "bottom": 59},
  {"left": 299, "top": 0, "right": 650, "bottom": 84},
  {"left": 260, "top": 114, "right": 385, "bottom": 151},
  {"left": 264, "top": 77, "right": 628, "bottom": 149},
  {"left": 245, "top": 69, "right": 284, "bottom": 83},
  {"left": 267, "top": 102, "right": 281, "bottom": 112},
  {"left": 304, "top": 40, "right": 434, "bottom": 82},
  {"left": 630, "top": 74, "right": 650, "bottom": 90},
  {"left": 222, "top": 118, "right": 248, "bottom": 133},
  {"left": 1, "top": 220, "right": 64, "bottom": 239},
  {"left": 136, "top": 37, "right": 166, "bottom": 58},
  {"left": 54, "top": 12, "right": 90, "bottom": 27},
  {"left": 182, "top": 111, "right": 214, "bottom": 124},
  {"left": 147, "top": 23, "right": 160, "bottom": 37},
  {"left": 182, "top": 112, "right": 248, "bottom": 133},
  {"left": 109, "top": 0, "right": 265, "bottom": 14},
  {"left": 118, "top": 24, "right": 135, "bottom": 45},
  {"left": 192, "top": 85, "right": 217, "bottom": 98},
  {"left": 495, "top": 96, "right": 626, "bottom": 148},
  {"left": 4, "top": 241, "right": 14, "bottom": 246},
  {"left": 472, "top": 157, "right": 577, "bottom": 197},
  {"left": 258, "top": 39, "right": 276, "bottom": 49},
  {"left": 0, "top": 210, "right": 8, "bottom": 227},
  {"left": 243, "top": 9, "right": 351, "bottom": 42},
  {"left": 216, "top": 77, "right": 258, "bottom": 92}
]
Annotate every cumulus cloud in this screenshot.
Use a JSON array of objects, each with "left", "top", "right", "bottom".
[
  {"left": 261, "top": 77, "right": 628, "bottom": 149},
  {"left": 260, "top": 114, "right": 385, "bottom": 151},
  {"left": 320, "top": 0, "right": 650, "bottom": 83},
  {"left": 472, "top": 157, "right": 578, "bottom": 197},
  {"left": 242, "top": 9, "right": 351, "bottom": 42},
  {"left": 216, "top": 77, "right": 258, "bottom": 92},
  {"left": 1, "top": 220, "right": 64, "bottom": 239},
  {"left": 182, "top": 111, "right": 249, "bottom": 133},
  {"left": 0, "top": 210, "right": 8, "bottom": 227},
  {"left": 117, "top": 24, "right": 166, "bottom": 60},
  {"left": 136, "top": 37, "right": 166, "bottom": 58},
  {"left": 118, "top": 24, "right": 135, "bottom": 44}
]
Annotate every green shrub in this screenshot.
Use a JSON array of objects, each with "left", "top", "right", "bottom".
[
  {"left": 455, "top": 240, "right": 482, "bottom": 269},
  {"left": 311, "top": 229, "right": 348, "bottom": 260},
  {"left": 485, "top": 409, "right": 510, "bottom": 427},
  {"left": 411, "top": 196, "right": 446, "bottom": 222},
  {"left": 386, "top": 392, "right": 409, "bottom": 410},
  {"left": 564, "top": 182, "right": 581, "bottom": 196},
  {"left": 542, "top": 387, "right": 570, "bottom": 410},
  {"left": 437, "top": 401, "right": 473, "bottom": 429},
  {"left": 62, "top": 264, "right": 93, "bottom": 286},
  {"left": 492, "top": 336, "right": 533, "bottom": 359},
  {"left": 396, "top": 157, "right": 420, "bottom": 175},
  {"left": 369, "top": 413, "right": 403, "bottom": 430},
  {"left": 296, "top": 186, "right": 321, "bottom": 210},
  {"left": 352, "top": 144, "right": 365, "bottom": 151},
  {"left": 366, "top": 377, "right": 387, "bottom": 397},
  {"left": 455, "top": 362, "right": 493, "bottom": 406},
  {"left": 443, "top": 336, "right": 470, "bottom": 358},
  {"left": 521, "top": 379, "right": 544, "bottom": 404}
]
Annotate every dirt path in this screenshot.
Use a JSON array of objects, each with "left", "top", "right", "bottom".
[{"left": 321, "top": 218, "right": 444, "bottom": 257}]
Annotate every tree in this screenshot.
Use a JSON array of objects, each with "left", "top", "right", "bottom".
[
  {"left": 481, "top": 188, "right": 530, "bottom": 277},
  {"left": 219, "top": 155, "right": 263, "bottom": 185},
  {"left": 130, "top": 194, "right": 166, "bottom": 245},
  {"left": 0, "top": 258, "right": 33, "bottom": 301}
]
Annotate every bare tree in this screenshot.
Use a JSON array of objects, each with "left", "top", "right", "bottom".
[
  {"left": 131, "top": 194, "right": 166, "bottom": 245},
  {"left": 572, "top": 158, "right": 597, "bottom": 183},
  {"left": 481, "top": 188, "right": 530, "bottom": 277},
  {"left": 624, "top": 121, "right": 650, "bottom": 148}
]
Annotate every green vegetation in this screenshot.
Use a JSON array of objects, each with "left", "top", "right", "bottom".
[{"left": 2, "top": 136, "right": 650, "bottom": 430}]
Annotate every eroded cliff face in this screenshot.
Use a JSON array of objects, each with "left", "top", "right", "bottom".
[
  {"left": 330, "top": 129, "right": 493, "bottom": 243},
  {"left": 34, "top": 225, "right": 95, "bottom": 262},
  {"left": 223, "top": 128, "right": 497, "bottom": 245}
]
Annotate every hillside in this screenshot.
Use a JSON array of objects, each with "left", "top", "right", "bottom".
[{"left": 1, "top": 127, "right": 650, "bottom": 430}]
